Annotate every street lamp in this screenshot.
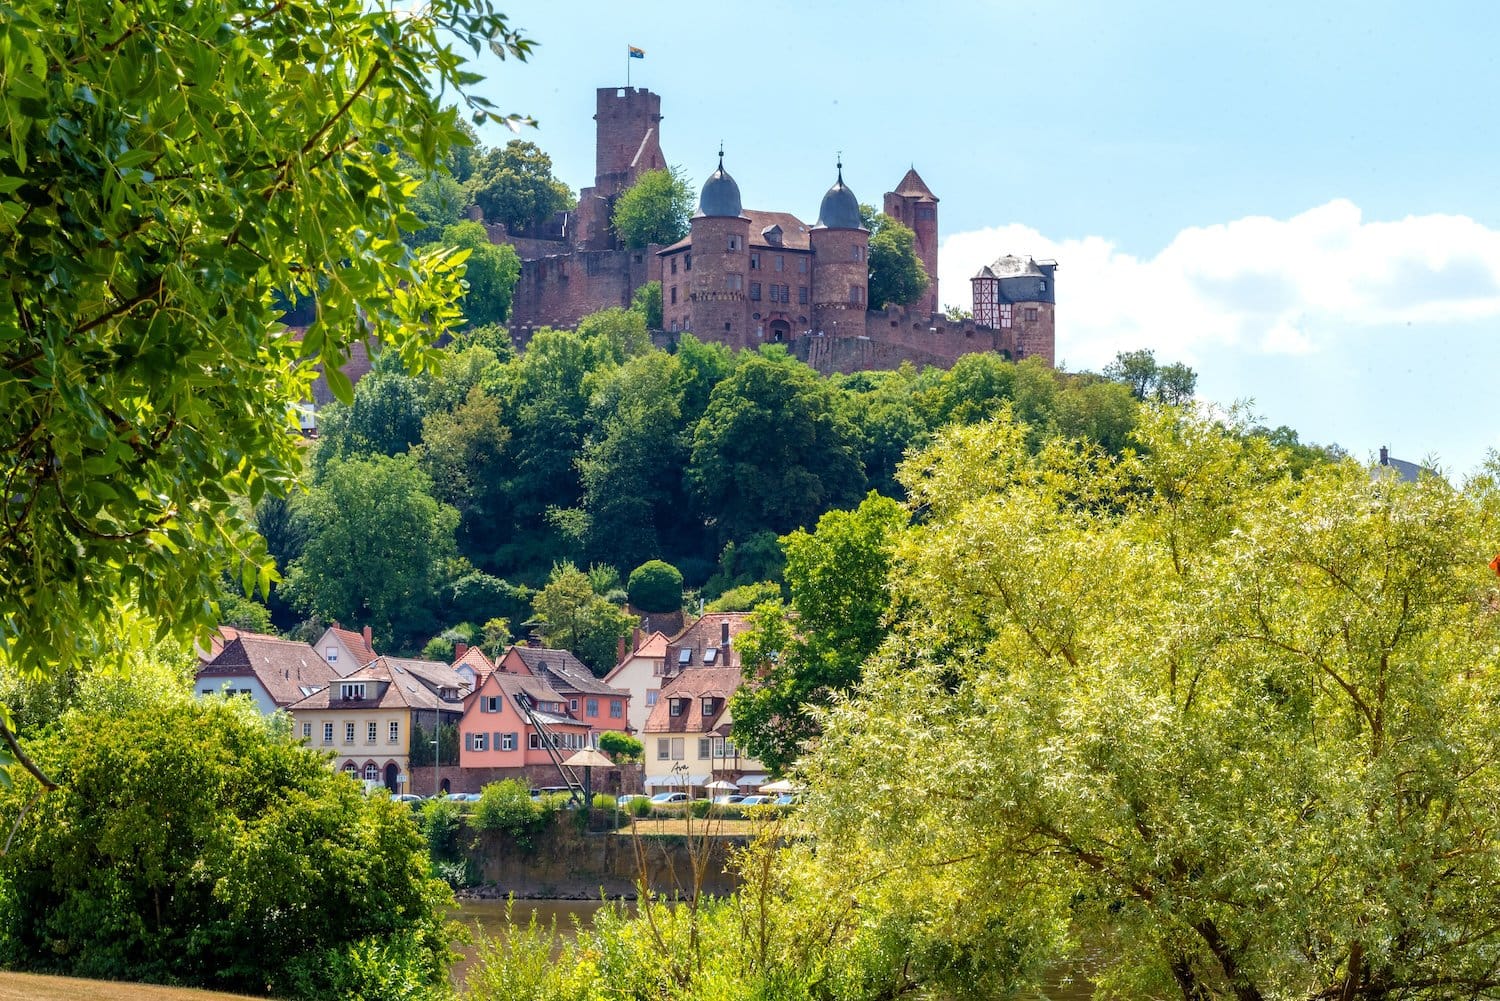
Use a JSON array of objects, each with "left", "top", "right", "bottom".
[{"left": 432, "top": 737, "right": 440, "bottom": 797}]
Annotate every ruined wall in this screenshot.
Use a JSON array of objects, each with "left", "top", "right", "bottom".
[
  {"left": 507, "top": 245, "right": 661, "bottom": 347},
  {"left": 789, "top": 303, "right": 1055, "bottom": 375}
]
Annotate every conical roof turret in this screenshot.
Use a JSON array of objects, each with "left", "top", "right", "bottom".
[
  {"left": 697, "top": 148, "right": 744, "bottom": 218},
  {"left": 814, "top": 160, "right": 864, "bottom": 230}
]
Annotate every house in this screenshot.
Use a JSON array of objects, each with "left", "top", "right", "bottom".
[
  {"left": 499, "top": 646, "right": 630, "bottom": 736},
  {"left": 451, "top": 643, "right": 495, "bottom": 690},
  {"left": 194, "top": 632, "right": 336, "bottom": 715},
  {"left": 603, "top": 630, "right": 670, "bottom": 734},
  {"left": 287, "top": 656, "right": 464, "bottom": 792},
  {"left": 457, "top": 671, "right": 593, "bottom": 773},
  {"left": 311, "top": 623, "right": 379, "bottom": 677},
  {"left": 384, "top": 655, "right": 471, "bottom": 701},
  {"left": 641, "top": 666, "right": 765, "bottom": 794},
  {"left": 661, "top": 612, "right": 752, "bottom": 680}
]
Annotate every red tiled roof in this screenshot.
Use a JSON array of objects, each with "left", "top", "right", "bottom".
[
  {"left": 327, "top": 626, "right": 378, "bottom": 667},
  {"left": 197, "top": 633, "right": 337, "bottom": 708},
  {"left": 891, "top": 167, "right": 937, "bottom": 201},
  {"left": 656, "top": 210, "right": 813, "bottom": 256},
  {"left": 288, "top": 657, "right": 462, "bottom": 714},
  {"left": 504, "top": 646, "right": 628, "bottom": 698},
  {"left": 663, "top": 612, "right": 752, "bottom": 671},
  {"left": 642, "top": 667, "right": 744, "bottom": 734}
]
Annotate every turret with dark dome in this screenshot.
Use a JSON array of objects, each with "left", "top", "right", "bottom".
[
  {"left": 814, "top": 162, "right": 864, "bottom": 230},
  {"left": 696, "top": 150, "right": 745, "bottom": 218}
]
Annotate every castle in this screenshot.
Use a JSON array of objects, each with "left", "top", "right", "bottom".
[{"left": 494, "top": 87, "right": 1056, "bottom": 375}]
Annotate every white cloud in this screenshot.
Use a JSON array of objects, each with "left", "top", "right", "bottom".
[{"left": 939, "top": 200, "right": 1500, "bottom": 371}]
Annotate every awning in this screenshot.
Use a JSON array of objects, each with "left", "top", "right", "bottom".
[
  {"left": 644, "top": 773, "right": 710, "bottom": 788},
  {"left": 735, "top": 773, "right": 769, "bottom": 787}
]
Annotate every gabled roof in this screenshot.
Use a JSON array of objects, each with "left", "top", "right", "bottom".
[
  {"left": 322, "top": 626, "right": 378, "bottom": 668},
  {"left": 197, "top": 633, "right": 337, "bottom": 708},
  {"left": 891, "top": 167, "right": 938, "bottom": 201},
  {"left": 604, "top": 630, "right": 671, "bottom": 684},
  {"left": 386, "top": 656, "right": 469, "bottom": 696},
  {"left": 973, "top": 254, "right": 1045, "bottom": 280},
  {"left": 453, "top": 646, "right": 496, "bottom": 675},
  {"left": 505, "top": 646, "right": 628, "bottom": 698},
  {"left": 663, "top": 612, "right": 752, "bottom": 671},
  {"left": 656, "top": 210, "right": 813, "bottom": 256},
  {"left": 288, "top": 657, "right": 462, "bottom": 713},
  {"left": 477, "top": 673, "right": 591, "bottom": 731},
  {"left": 643, "top": 667, "right": 745, "bottom": 733}
]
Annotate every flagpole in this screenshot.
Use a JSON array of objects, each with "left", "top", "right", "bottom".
[{"left": 627, "top": 47, "right": 631, "bottom": 88}]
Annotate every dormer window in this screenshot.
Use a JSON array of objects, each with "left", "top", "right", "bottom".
[
  {"left": 340, "top": 682, "right": 365, "bottom": 700},
  {"left": 669, "top": 698, "right": 684, "bottom": 717},
  {"left": 440, "top": 687, "right": 458, "bottom": 701},
  {"left": 702, "top": 697, "right": 717, "bottom": 717}
]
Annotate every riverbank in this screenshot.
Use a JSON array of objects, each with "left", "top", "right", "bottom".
[{"left": 0, "top": 972, "right": 266, "bottom": 1001}]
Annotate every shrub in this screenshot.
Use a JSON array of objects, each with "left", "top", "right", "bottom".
[
  {"left": 418, "top": 797, "right": 465, "bottom": 864},
  {"left": 629, "top": 796, "right": 652, "bottom": 817},
  {"left": 472, "top": 779, "right": 547, "bottom": 851},
  {"left": 627, "top": 559, "right": 683, "bottom": 613},
  {"left": 598, "top": 729, "right": 643, "bottom": 763},
  {"left": 689, "top": 799, "right": 712, "bottom": 819}
]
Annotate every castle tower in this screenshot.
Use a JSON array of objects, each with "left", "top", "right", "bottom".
[
  {"left": 593, "top": 86, "right": 664, "bottom": 195},
  {"left": 687, "top": 152, "right": 752, "bottom": 348},
  {"left": 883, "top": 168, "right": 939, "bottom": 316},
  {"left": 971, "top": 255, "right": 1057, "bottom": 366},
  {"left": 809, "top": 163, "right": 870, "bottom": 338}
]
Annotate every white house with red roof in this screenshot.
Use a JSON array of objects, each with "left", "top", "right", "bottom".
[
  {"left": 603, "top": 630, "right": 670, "bottom": 734},
  {"left": 311, "top": 623, "right": 378, "bottom": 677},
  {"left": 195, "top": 632, "right": 337, "bottom": 715}
]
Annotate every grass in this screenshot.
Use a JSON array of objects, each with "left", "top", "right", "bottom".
[
  {"left": 0, "top": 972, "right": 271, "bottom": 1001},
  {"left": 613, "top": 816, "right": 763, "bottom": 837}
]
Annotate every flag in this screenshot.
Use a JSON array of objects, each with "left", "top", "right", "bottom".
[{"left": 629, "top": 45, "right": 645, "bottom": 59}]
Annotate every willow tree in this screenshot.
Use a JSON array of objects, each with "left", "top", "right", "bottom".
[
  {"left": 0, "top": 0, "right": 531, "bottom": 778},
  {"left": 800, "top": 408, "right": 1500, "bottom": 1001}
]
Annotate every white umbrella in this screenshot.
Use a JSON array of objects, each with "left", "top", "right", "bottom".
[
  {"left": 759, "top": 779, "right": 800, "bottom": 794},
  {"left": 705, "top": 779, "right": 738, "bottom": 791}
]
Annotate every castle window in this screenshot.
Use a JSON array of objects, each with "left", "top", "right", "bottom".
[
  {"left": 1025, "top": 307, "right": 1039, "bottom": 322},
  {"left": 727, "top": 274, "right": 743, "bottom": 291},
  {"left": 685, "top": 253, "right": 692, "bottom": 270},
  {"left": 670, "top": 257, "right": 677, "bottom": 275},
  {"left": 999, "top": 304, "right": 1012, "bottom": 329},
  {"left": 724, "top": 322, "right": 731, "bottom": 332},
  {"left": 852, "top": 245, "right": 864, "bottom": 262},
  {"left": 750, "top": 253, "right": 760, "bottom": 270},
  {"left": 670, "top": 285, "right": 677, "bottom": 304},
  {"left": 798, "top": 286, "right": 808, "bottom": 304},
  {"left": 774, "top": 255, "right": 784, "bottom": 272},
  {"left": 750, "top": 282, "right": 761, "bottom": 301},
  {"left": 917, "top": 206, "right": 935, "bottom": 220},
  {"left": 849, "top": 285, "right": 864, "bottom": 305},
  {"left": 1039, "top": 281, "right": 1046, "bottom": 291},
  {"left": 728, "top": 236, "right": 740, "bottom": 251}
]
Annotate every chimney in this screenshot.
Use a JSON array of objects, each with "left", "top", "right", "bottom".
[
  {"left": 633, "top": 626, "right": 642, "bottom": 650},
  {"left": 617, "top": 634, "right": 628, "bottom": 663},
  {"left": 455, "top": 642, "right": 468, "bottom": 661},
  {"left": 1379, "top": 445, "right": 1390, "bottom": 466},
  {"left": 362, "top": 624, "right": 373, "bottom": 648}
]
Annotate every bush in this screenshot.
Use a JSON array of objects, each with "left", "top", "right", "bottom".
[
  {"left": 688, "top": 799, "right": 712, "bottom": 819},
  {"left": 629, "top": 796, "right": 652, "bottom": 817},
  {"left": 592, "top": 793, "right": 616, "bottom": 811},
  {"left": 472, "top": 779, "right": 547, "bottom": 851},
  {"left": 0, "top": 699, "right": 453, "bottom": 999},
  {"left": 627, "top": 559, "right": 684, "bottom": 613},
  {"left": 418, "top": 797, "right": 465, "bottom": 864},
  {"left": 598, "top": 729, "right": 643, "bottom": 763}
]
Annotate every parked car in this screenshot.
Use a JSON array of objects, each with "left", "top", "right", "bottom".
[
  {"left": 738, "top": 794, "right": 773, "bottom": 806},
  {"left": 449, "top": 792, "right": 482, "bottom": 802},
  {"left": 711, "top": 794, "right": 745, "bottom": 805},
  {"left": 773, "top": 794, "right": 798, "bottom": 806},
  {"left": 391, "top": 793, "right": 424, "bottom": 804},
  {"left": 649, "top": 791, "right": 688, "bottom": 804},
  {"left": 617, "top": 794, "right": 649, "bottom": 808}
]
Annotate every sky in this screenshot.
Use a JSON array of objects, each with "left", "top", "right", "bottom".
[{"left": 463, "top": 0, "right": 1500, "bottom": 476}]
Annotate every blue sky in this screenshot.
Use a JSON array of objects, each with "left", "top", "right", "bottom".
[{"left": 465, "top": 0, "right": 1500, "bottom": 475}]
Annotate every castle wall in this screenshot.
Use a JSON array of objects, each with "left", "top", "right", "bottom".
[
  {"left": 508, "top": 246, "right": 660, "bottom": 348},
  {"left": 789, "top": 304, "right": 1053, "bottom": 375}
]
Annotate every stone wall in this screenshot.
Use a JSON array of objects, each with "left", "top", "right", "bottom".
[
  {"left": 507, "top": 246, "right": 660, "bottom": 347},
  {"left": 408, "top": 763, "right": 644, "bottom": 797}
]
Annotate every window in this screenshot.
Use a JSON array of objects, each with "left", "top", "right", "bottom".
[
  {"left": 774, "top": 255, "right": 784, "bottom": 271},
  {"left": 344, "top": 721, "right": 355, "bottom": 744},
  {"left": 389, "top": 721, "right": 399, "bottom": 743},
  {"left": 471, "top": 732, "right": 488, "bottom": 751},
  {"left": 703, "top": 647, "right": 718, "bottom": 665},
  {"left": 529, "top": 733, "right": 540, "bottom": 749},
  {"left": 483, "top": 695, "right": 500, "bottom": 713},
  {"left": 646, "top": 689, "right": 658, "bottom": 706},
  {"left": 670, "top": 698, "right": 683, "bottom": 717},
  {"left": 586, "top": 698, "right": 599, "bottom": 717},
  {"left": 502, "top": 732, "right": 517, "bottom": 751},
  {"left": 670, "top": 257, "right": 677, "bottom": 275},
  {"left": 342, "top": 761, "right": 358, "bottom": 775},
  {"left": 750, "top": 252, "right": 760, "bottom": 270},
  {"left": 798, "top": 286, "right": 808, "bottom": 304},
  {"left": 366, "top": 721, "right": 377, "bottom": 743},
  {"left": 610, "top": 700, "right": 623, "bottom": 718},
  {"left": 713, "top": 737, "right": 737, "bottom": 758},
  {"left": 670, "top": 285, "right": 677, "bottom": 304},
  {"left": 999, "top": 304, "right": 1012, "bottom": 328},
  {"left": 750, "top": 282, "right": 761, "bottom": 300},
  {"left": 853, "top": 245, "right": 864, "bottom": 262},
  {"left": 727, "top": 235, "right": 739, "bottom": 251},
  {"left": 671, "top": 737, "right": 685, "bottom": 760},
  {"left": 340, "top": 682, "right": 365, "bottom": 700},
  {"left": 685, "top": 252, "right": 692, "bottom": 270},
  {"left": 1025, "top": 307, "right": 1039, "bottom": 322},
  {"left": 657, "top": 738, "right": 671, "bottom": 761},
  {"left": 1038, "top": 280, "right": 1046, "bottom": 292},
  {"left": 302, "top": 722, "right": 312, "bottom": 739},
  {"left": 702, "top": 697, "right": 717, "bottom": 717},
  {"left": 699, "top": 737, "right": 712, "bottom": 759},
  {"left": 323, "top": 722, "right": 334, "bottom": 744},
  {"left": 364, "top": 762, "right": 379, "bottom": 781},
  {"left": 678, "top": 649, "right": 693, "bottom": 666},
  {"left": 849, "top": 285, "right": 864, "bottom": 305},
  {"left": 798, "top": 256, "right": 808, "bottom": 274},
  {"left": 570, "top": 698, "right": 579, "bottom": 712},
  {"left": 726, "top": 273, "right": 743, "bottom": 291},
  {"left": 325, "top": 646, "right": 338, "bottom": 663}
]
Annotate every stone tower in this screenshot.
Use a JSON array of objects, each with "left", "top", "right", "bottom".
[
  {"left": 809, "top": 163, "right": 869, "bottom": 338},
  {"left": 883, "top": 168, "right": 939, "bottom": 316},
  {"left": 593, "top": 86, "right": 664, "bottom": 196},
  {"left": 970, "top": 255, "right": 1057, "bottom": 367},
  {"left": 688, "top": 152, "right": 752, "bottom": 348}
]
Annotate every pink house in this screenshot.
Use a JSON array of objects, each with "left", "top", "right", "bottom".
[{"left": 458, "top": 671, "right": 593, "bottom": 770}]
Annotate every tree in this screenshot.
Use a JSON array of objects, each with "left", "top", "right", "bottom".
[
  {"left": 530, "top": 563, "right": 635, "bottom": 676},
  {"left": 866, "top": 214, "right": 930, "bottom": 310},
  {"left": 800, "top": 408, "right": 1500, "bottom": 1001},
  {"left": 632, "top": 280, "right": 664, "bottom": 330},
  {"left": 611, "top": 167, "right": 693, "bottom": 248},
  {"left": 598, "top": 730, "right": 643, "bottom": 763},
  {"left": 466, "top": 139, "right": 573, "bottom": 233},
  {"left": 418, "top": 386, "right": 511, "bottom": 559},
  {"left": 732, "top": 493, "right": 906, "bottom": 773},
  {"left": 0, "top": 0, "right": 529, "bottom": 769},
  {"left": 627, "top": 560, "right": 684, "bottom": 613},
  {"left": 424, "top": 221, "right": 522, "bottom": 327},
  {"left": 0, "top": 697, "right": 453, "bottom": 999},
  {"left": 688, "top": 351, "right": 866, "bottom": 544},
  {"left": 283, "top": 454, "right": 458, "bottom": 651},
  {"left": 404, "top": 169, "right": 469, "bottom": 248},
  {"left": 312, "top": 370, "right": 431, "bottom": 476},
  {"left": 1103, "top": 348, "right": 1198, "bottom": 403}
]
